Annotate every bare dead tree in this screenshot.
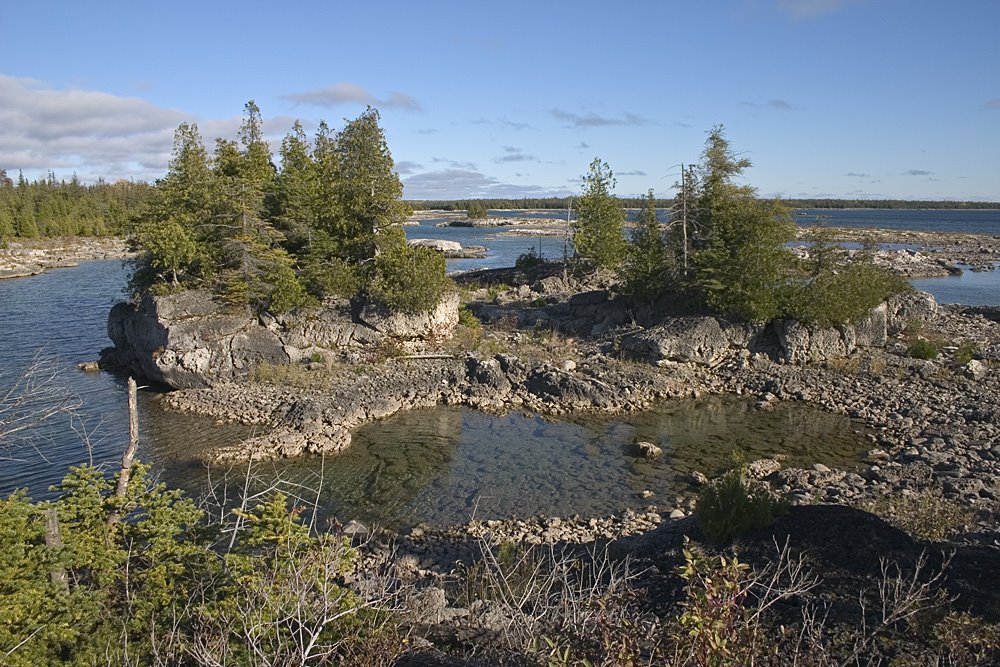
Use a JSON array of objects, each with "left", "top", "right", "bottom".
[{"left": 0, "top": 351, "right": 81, "bottom": 454}]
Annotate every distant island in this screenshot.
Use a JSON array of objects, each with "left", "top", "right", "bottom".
[{"left": 407, "top": 196, "right": 1000, "bottom": 211}]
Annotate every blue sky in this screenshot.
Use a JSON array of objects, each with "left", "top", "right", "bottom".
[{"left": 1, "top": 0, "right": 997, "bottom": 201}]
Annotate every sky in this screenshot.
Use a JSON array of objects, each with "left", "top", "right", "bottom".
[{"left": 1, "top": 0, "right": 998, "bottom": 202}]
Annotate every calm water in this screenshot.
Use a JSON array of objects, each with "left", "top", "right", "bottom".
[{"left": 0, "top": 261, "right": 869, "bottom": 528}]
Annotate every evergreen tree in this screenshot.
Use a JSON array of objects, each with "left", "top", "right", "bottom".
[
  {"left": 688, "top": 126, "right": 797, "bottom": 322},
  {"left": 573, "top": 158, "right": 626, "bottom": 271},
  {"left": 623, "top": 190, "right": 671, "bottom": 303},
  {"left": 335, "top": 106, "right": 408, "bottom": 262},
  {"left": 130, "top": 123, "right": 215, "bottom": 290},
  {"left": 274, "top": 120, "right": 318, "bottom": 252}
]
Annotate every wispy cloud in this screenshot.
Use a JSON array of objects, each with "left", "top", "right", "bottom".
[
  {"left": 403, "top": 168, "right": 571, "bottom": 199},
  {"left": 0, "top": 74, "right": 187, "bottom": 182},
  {"left": 431, "top": 156, "right": 477, "bottom": 170},
  {"left": 741, "top": 99, "right": 799, "bottom": 111},
  {"left": 903, "top": 169, "right": 933, "bottom": 176},
  {"left": 618, "top": 170, "right": 647, "bottom": 177},
  {"left": 576, "top": 141, "right": 590, "bottom": 149},
  {"left": 282, "top": 82, "right": 422, "bottom": 111},
  {"left": 551, "top": 108, "right": 652, "bottom": 128},
  {"left": 494, "top": 146, "right": 536, "bottom": 163},
  {"left": 776, "top": 0, "right": 859, "bottom": 19},
  {"left": 394, "top": 160, "right": 423, "bottom": 175},
  {"left": 985, "top": 98, "right": 1000, "bottom": 109},
  {"left": 845, "top": 171, "right": 870, "bottom": 178}
]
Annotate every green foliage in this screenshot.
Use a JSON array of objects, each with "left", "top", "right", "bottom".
[
  {"left": 907, "top": 338, "right": 939, "bottom": 360},
  {"left": 0, "top": 463, "right": 397, "bottom": 665},
  {"left": 953, "top": 340, "right": 977, "bottom": 366},
  {"left": 367, "top": 234, "right": 451, "bottom": 313},
  {"left": 671, "top": 540, "right": 766, "bottom": 666},
  {"left": 515, "top": 246, "right": 544, "bottom": 268},
  {"left": 128, "top": 103, "right": 448, "bottom": 318},
  {"left": 458, "top": 305, "right": 481, "bottom": 329},
  {"left": 692, "top": 196, "right": 796, "bottom": 322},
  {"left": 466, "top": 200, "right": 489, "bottom": 220},
  {"left": 784, "top": 229, "right": 910, "bottom": 327},
  {"left": 623, "top": 189, "right": 672, "bottom": 303},
  {"left": 573, "top": 158, "right": 626, "bottom": 270},
  {"left": 695, "top": 467, "right": 785, "bottom": 544},
  {"left": 0, "top": 169, "right": 151, "bottom": 241}
]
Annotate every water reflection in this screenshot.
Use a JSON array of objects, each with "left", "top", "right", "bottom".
[{"left": 152, "top": 398, "right": 868, "bottom": 531}]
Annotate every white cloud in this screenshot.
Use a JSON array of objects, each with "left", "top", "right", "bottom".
[
  {"left": 550, "top": 108, "right": 652, "bottom": 128},
  {"left": 0, "top": 74, "right": 187, "bottom": 181},
  {"left": 282, "top": 83, "right": 422, "bottom": 111},
  {"left": 402, "top": 168, "right": 571, "bottom": 200}
]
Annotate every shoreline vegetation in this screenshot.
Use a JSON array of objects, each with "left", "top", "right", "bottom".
[{"left": 4, "top": 115, "right": 1000, "bottom": 664}]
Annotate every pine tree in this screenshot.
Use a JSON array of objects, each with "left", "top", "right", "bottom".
[
  {"left": 623, "top": 190, "right": 671, "bottom": 303},
  {"left": 572, "top": 158, "right": 626, "bottom": 271},
  {"left": 687, "top": 126, "right": 796, "bottom": 322}
]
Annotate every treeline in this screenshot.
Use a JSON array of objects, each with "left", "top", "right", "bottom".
[
  {"left": 784, "top": 198, "right": 1000, "bottom": 210},
  {"left": 0, "top": 171, "right": 152, "bottom": 243},
  {"left": 570, "top": 127, "right": 909, "bottom": 326},
  {"left": 408, "top": 196, "right": 675, "bottom": 211},
  {"left": 130, "top": 102, "right": 448, "bottom": 315},
  {"left": 409, "top": 196, "right": 999, "bottom": 211}
]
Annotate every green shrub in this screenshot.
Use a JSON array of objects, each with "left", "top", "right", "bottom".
[
  {"left": 303, "top": 254, "right": 362, "bottom": 299},
  {"left": 695, "top": 467, "right": 785, "bottom": 544},
  {"left": 907, "top": 338, "right": 939, "bottom": 360},
  {"left": 953, "top": 340, "right": 977, "bottom": 366},
  {"left": 368, "top": 243, "right": 451, "bottom": 313},
  {"left": 458, "top": 305, "right": 481, "bottom": 329},
  {"left": 786, "top": 263, "right": 910, "bottom": 327},
  {"left": 515, "top": 247, "right": 544, "bottom": 268}
]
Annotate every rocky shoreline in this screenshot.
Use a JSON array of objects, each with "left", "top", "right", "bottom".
[
  {"left": 0, "top": 237, "right": 131, "bottom": 279},
  {"left": 98, "top": 227, "right": 1000, "bottom": 544},
  {"left": 142, "top": 276, "right": 999, "bottom": 536}
]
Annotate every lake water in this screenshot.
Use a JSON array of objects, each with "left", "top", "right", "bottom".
[
  {"left": 0, "top": 261, "right": 870, "bottom": 528},
  {"left": 2, "top": 207, "right": 997, "bottom": 524}
]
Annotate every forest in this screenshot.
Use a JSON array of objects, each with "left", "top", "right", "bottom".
[{"left": 0, "top": 171, "right": 151, "bottom": 242}]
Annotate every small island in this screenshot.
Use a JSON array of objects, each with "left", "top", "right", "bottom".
[{"left": 5, "top": 112, "right": 1000, "bottom": 665}]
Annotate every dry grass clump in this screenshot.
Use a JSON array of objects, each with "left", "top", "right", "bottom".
[{"left": 860, "top": 488, "right": 974, "bottom": 542}]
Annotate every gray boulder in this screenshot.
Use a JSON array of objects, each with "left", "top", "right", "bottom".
[
  {"left": 106, "top": 291, "right": 288, "bottom": 388},
  {"left": 620, "top": 316, "right": 757, "bottom": 365},
  {"left": 886, "top": 290, "right": 938, "bottom": 333},
  {"left": 358, "top": 291, "right": 460, "bottom": 339}
]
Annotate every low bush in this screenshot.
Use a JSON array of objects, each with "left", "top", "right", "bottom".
[
  {"left": 515, "top": 247, "right": 544, "bottom": 268},
  {"left": 907, "top": 338, "right": 939, "bottom": 360},
  {"left": 695, "top": 467, "right": 786, "bottom": 544},
  {"left": 953, "top": 340, "right": 977, "bottom": 366},
  {"left": 368, "top": 243, "right": 451, "bottom": 313},
  {"left": 457, "top": 305, "right": 481, "bottom": 329},
  {"left": 861, "top": 488, "right": 973, "bottom": 541}
]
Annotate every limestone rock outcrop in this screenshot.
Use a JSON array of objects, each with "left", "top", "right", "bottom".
[{"left": 103, "top": 289, "right": 460, "bottom": 389}]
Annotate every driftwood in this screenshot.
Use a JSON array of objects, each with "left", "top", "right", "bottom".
[{"left": 107, "top": 377, "right": 139, "bottom": 526}]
